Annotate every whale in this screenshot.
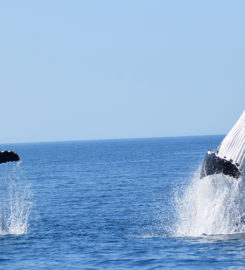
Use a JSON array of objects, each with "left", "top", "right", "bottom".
[
  {"left": 201, "top": 110, "right": 245, "bottom": 179},
  {"left": 0, "top": 150, "right": 20, "bottom": 164}
]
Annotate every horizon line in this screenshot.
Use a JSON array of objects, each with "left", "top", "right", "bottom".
[{"left": 0, "top": 134, "right": 225, "bottom": 145}]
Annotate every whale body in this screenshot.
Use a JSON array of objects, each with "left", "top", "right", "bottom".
[
  {"left": 201, "top": 110, "right": 245, "bottom": 179},
  {"left": 0, "top": 150, "right": 20, "bottom": 164}
]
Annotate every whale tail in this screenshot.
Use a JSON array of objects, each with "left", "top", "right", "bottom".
[{"left": 0, "top": 150, "right": 20, "bottom": 164}]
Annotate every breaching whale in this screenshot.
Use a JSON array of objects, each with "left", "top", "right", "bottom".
[
  {"left": 201, "top": 110, "right": 245, "bottom": 179},
  {"left": 0, "top": 150, "right": 20, "bottom": 164}
]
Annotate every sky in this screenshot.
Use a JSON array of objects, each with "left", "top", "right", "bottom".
[{"left": 0, "top": 0, "right": 244, "bottom": 143}]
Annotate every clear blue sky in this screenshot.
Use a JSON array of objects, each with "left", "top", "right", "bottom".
[{"left": 0, "top": 1, "right": 244, "bottom": 143}]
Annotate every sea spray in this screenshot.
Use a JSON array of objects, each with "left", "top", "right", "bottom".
[
  {"left": 0, "top": 164, "right": 32, "bottom": 235},
  {"left": 174, "top": 172, "right": 245, "bottom": 236}
]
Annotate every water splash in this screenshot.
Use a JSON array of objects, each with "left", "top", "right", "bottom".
[
  {"left": 174, "top": 171, "right": 245, "bottom": 237},
  {"left": 0, "top": 164, "right": 32, "bottom": 235}
]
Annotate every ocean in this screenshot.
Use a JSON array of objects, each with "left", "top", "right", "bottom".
[{"left": 1, "top": 136, "right": 245, "bottom": 269}]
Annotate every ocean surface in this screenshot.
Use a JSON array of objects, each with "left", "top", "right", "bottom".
[{"left": 1, "top": 136, "right": 245, "bottom": 269}]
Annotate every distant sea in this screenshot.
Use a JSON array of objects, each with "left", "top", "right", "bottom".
[{"left": 1, "top": 136, "right": 245, "bottom": 269}]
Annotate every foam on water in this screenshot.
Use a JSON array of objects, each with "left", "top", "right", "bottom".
[
  {"left": 0, "top": 164, "right": 32, "bottom": 235},
  {"left": 174, "top": 171, "right": 245, "bottom": 237}
]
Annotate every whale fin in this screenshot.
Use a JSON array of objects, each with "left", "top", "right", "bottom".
[
  {"left": 0, "top": 150, "right": 20, "bottom": 164},
  {"left": 217, "top": 110, "right": 245, "bottom": 167}
]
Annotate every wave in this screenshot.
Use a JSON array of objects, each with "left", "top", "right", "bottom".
[
  {"left": 174, "top": 171, "right": 245, "bottom": 237},
  {"left": 0, "top": 164, "right": 32, "bottom": 235}
]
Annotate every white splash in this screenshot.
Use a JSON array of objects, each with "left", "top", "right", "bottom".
[
  {"left": 0, "top": 165, "right": 32, "bottom": 235},
  {"left": 174, "top": 172, "right": 245, "bottom": 237}
]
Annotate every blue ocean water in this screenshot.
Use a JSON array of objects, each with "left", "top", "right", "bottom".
[{"left": 1, "top": 136, "right": 245, "bottom": 269}]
